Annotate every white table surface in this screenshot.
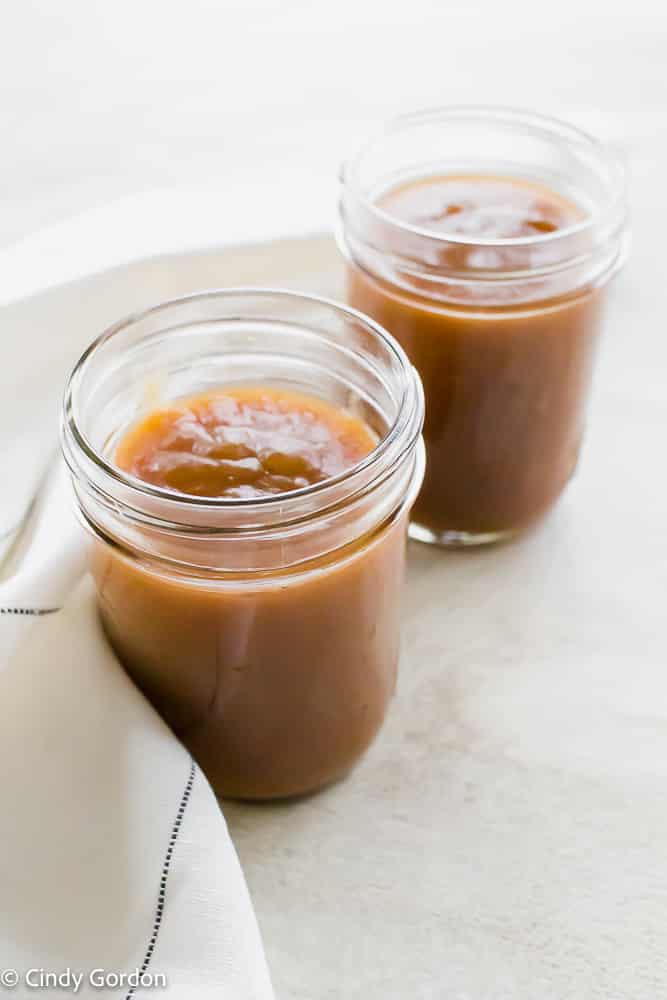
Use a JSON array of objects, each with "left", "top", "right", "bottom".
[
  {"left": 3, "top": 225, "right": 664, "bottom": 999},
  {"left": 2, "top": 3, "right": 667, "bottom": 998}
]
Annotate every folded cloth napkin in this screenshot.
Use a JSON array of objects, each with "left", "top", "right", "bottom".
[{"left": 0, "top": 462, "right": 274, "bottom": 999}]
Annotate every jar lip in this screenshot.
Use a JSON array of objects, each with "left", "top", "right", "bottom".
[
  {"left": 62, "top": 286, "right": 423, "bottom": 515},
  {"left": 340, "top": 104, "right": 627, "bottom": 249}
]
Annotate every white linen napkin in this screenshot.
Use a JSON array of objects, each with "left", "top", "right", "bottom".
[{"left": 0, "top": 463, "right": 274, "bottom": 999}]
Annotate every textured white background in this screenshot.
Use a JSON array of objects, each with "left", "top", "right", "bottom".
[
  {"left": 2, "top": 3, "right": 667, "bottom": 999},
  {"left": 1, "top": 0, "right": 666, "bottom": 251}
]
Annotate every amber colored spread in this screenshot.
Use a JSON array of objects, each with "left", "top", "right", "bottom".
[
  {"left": 115, "top": 386, "right": 377, "bottom": 498},
  {"left": 94, "top": 385, "right": 404, "bottom": 800},
  {"left": 380, "top": 174, "right": 582, "bottom": 240},
  {"left": 348, "top": 173, "right": 603, "bottom": 539}
]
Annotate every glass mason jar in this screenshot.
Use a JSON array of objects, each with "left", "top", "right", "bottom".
[
  {"left": 61, "top": 290, "right": 424, "bottom": 800},
  {"left": 339, "top": 107, "right": 629, "bottom": 546}
]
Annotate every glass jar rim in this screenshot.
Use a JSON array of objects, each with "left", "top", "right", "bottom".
[
  {"left": 62, "top": 287, "right": 424, "bottom": 524},
  {"left": 340, "top": 104, "right": 627, "bottom": 250}
]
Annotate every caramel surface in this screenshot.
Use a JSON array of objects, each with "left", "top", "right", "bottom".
[
  {"left": 379, "top": 174, "right": 582, "bottom": 240},
  {"left": 115, "top": 386, "right": 377, "bottom": 499}
]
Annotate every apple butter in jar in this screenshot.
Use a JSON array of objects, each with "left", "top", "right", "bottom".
[
  {"left": 62, "top": 290, "right": 424, "bottom": 799},
  {"left": 340, "top": 107, "right": 628, "bottom": 545}
]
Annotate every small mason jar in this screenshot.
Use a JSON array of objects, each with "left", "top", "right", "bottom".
[
  {"left": 61, "top": 290, "right": 424, "bottom": 800},
  {"left": 339, "top": 107, "right": 629, "bottom": 546}
]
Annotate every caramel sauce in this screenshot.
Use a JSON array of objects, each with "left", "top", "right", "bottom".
[
  {"left": 380, "top": 174, "right": 582, "bottom": 241},
  {"left": 96, "top": 385, "right": 402, "bottom": 800},
  {"left": 348, "top": 173, "right": 602, "bottom": 539},
  {"left": 115, "top": 386, "right": 377, "bottom": 499}
]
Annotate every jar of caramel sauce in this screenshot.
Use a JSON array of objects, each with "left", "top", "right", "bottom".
[
  {"left": 339, "top": 107, "right": 629, "bottom": 545},
  {"left": 62, "top": 290, "right": 424, "bottom": 800}
]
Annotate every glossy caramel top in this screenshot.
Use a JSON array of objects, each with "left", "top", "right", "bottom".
[
  {"left": 379, "top": 174, "right": 583, "bottom": 240},
  {"left": 114, "top": 386, "right": 377, "bottom": 499}
]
